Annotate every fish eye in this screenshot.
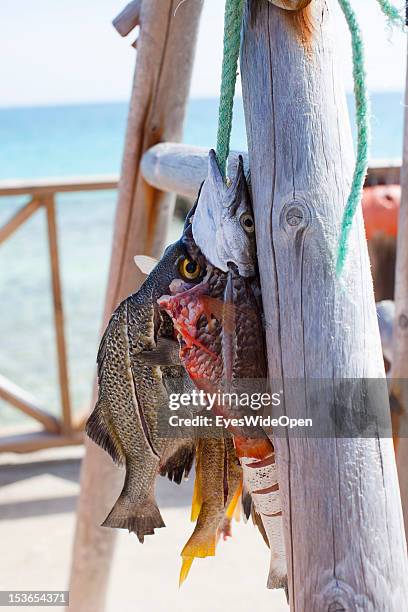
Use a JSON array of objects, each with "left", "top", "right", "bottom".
[
  {"left": 240, "top": 213, "right": 255, "bottom": 233},
  {"left": 178, "top": 257, "right": 201, "bottom": 280}
]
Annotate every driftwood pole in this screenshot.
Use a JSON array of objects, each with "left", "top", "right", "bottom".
[
  {"left": 391, "top": 35, "right": 408, "bottom": 539},
  {"left": 68, "top": 2, "right": 203, "bottom": 610},
  {"left": 241, "top": 0, "right": 408, "bottom": 609}
]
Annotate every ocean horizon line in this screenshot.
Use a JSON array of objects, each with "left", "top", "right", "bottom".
[{"left": 0, "top": 90, "right": 405, "bottom": 112}]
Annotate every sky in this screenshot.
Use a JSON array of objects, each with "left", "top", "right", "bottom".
[{"left": 0, "top": 0, "right": 406, "bottom": 108}]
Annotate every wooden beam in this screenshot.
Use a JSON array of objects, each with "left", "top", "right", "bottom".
[
  {"left": 0, "top": 198, "right": 41, "bottom": 245},
  {"left": 69, "top": 2, "right": 203, "bottom": 611},
  {"left": 390, "top": 38, "right": 408, "bottom": 539},
  {"left": 0, "top": 431, "right": 83, "bottom": 454},
  {"left": 141, "top": 143, "right": 250, "bottom": 198},
  {"left": 0, "top": 175, "right": 118, "bottom": 198},
  {"left": 112, "top": 0, "right": 142, "bottom": 37},
  {"left": 241, "top": 0, "right": 408, "bottom": 608},
  {"left": 141, "top": 143, "right": 401, "bottom": 197},
  {"left": 0, "top": 375, "right": 60, "bottom": 434},
  {"left": 45, "top": 196, "right": 72, "bottom": 433}
]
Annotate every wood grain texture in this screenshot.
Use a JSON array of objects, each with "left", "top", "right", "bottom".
[
  {"left": 390, "top": 42, "right": 408, "bottom": 540},
  {"left": 141, "top": 143, "right": 397, "bottom": 198},
  {"left": 141, "top": 143, "right": 250, "bottom": 198},
  {"left": 68, "top": 2, "right": 203, "bottom": 611},
  {"left": 241, "top": 0, "right": 408, "bottom": 609}
]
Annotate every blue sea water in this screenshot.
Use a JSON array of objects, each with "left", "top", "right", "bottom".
[{"left": 0, "top": 93, "right": 405, "bottom": 426}]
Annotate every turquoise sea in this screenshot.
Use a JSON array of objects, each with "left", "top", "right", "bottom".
[{"left": 0, "top": 93, "right": 405, "bottom": 426}]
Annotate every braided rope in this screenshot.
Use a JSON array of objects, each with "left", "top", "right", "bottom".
[
  {"left": 336, "top": 0, "right": 370, "bottom": 275},
  {"left": 375, "top": 0, "right": 405, "bottom": 26},
  {"left": 216, "top": 0, "right": 244, "bottom": 180}
]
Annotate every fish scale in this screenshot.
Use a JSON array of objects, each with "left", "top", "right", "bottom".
[
  {"left": 86, "top": 240, "right": 198, "bottom": 543},
  {"left": 157, "top": 151, "right": 287, "bottom": 592}
]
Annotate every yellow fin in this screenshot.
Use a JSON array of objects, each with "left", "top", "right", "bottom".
[
  {"left": 225, "top": 481, "right": 243, "bottom": 520},
  {"left": 190, "top": 449, "right": 202, "bottom": 521},
  {"left": 179, "top": 557, "right": 194, "bottom": 586}
]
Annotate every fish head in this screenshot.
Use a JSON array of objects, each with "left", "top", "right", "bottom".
[{"left": 191, "top": 150, "right": 256, "bottom": 278}]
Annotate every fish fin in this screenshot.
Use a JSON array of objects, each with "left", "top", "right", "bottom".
[
  {"left": 85, "top": 402, "right": 124, "bottom": 466},
  {"left": 225, "top": 481, "right": 242, "bottom": 520},
  {"left": 133, "top": 254, "right": 158, "bottom": 275},
  {"left": 159, "top": 442, "right": 195, "bottom": 484},
  {"left": 102, "top": 494, "right": 165, "bottom": 543},
  {"left": 252, "top": 507, "right": 270, "bottom": 548},
  {"left": 242, "top": 486, "right": 252, "bottom": 522},
  {"left": 190, "top": 455, "right": 202, "bottom": 521},
  {"left": 179, "top": 557, "right": 194, "bottom": 586},
  {"left": 140, "top": 337, "right": 181, "bottom": 366}
]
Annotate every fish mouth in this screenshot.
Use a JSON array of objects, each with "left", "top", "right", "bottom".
[{"left": 157, "top": 279, "right": 210, "bottom": 343}]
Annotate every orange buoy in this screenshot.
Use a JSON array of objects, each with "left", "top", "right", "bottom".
[{"left": 362, "top": 185, "right": 400, "bottom": 240}]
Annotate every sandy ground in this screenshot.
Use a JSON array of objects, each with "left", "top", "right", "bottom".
[{"left": 0, "top": 447, "right": 289, "bottom": 612}]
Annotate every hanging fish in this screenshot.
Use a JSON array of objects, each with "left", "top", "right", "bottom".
[
  {"left": 86, "top": 242, "right": 198, "bottom": 542},
  {"left": 157, "top": 151, "right": 288, "bottom": 591},
  {"left": 179, "top": 435, "right": 242, "bottom": 585}
]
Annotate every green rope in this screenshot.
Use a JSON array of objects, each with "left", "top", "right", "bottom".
[
  {"left": 216, "top": 0, "right": 244, "bottom": 180},
  {"left": 336, "top": 0, "right": 370, "bottom": 275},
  {"left": 336, "top": 0, "right": 405, "bottom": 274},
  {"left": 375, "top": 0, "right": 405, "bottom": 26}
]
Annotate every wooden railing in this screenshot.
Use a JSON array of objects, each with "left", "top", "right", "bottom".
[
  {"left": 0, "top": 155, "right": 401, "bottom": 454},
  {"left": 0, "top": 175, "right": 118, "bottom": 453}
]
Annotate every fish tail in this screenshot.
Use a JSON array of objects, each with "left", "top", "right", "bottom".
[
  {"left": 179, "top": 529, "right": 217, "bottom": 585},
  {"left": 102, "top": 493, "right": 165, "bottom": 543},
  {"left": 179, "top": 557, "right": 194, "bottom": 586}
]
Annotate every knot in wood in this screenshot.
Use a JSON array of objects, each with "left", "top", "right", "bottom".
[
  {"left": 398, "top": 313, "right": 408, "bottom": 329},
  {"left": 280, "top": 197, "right": 311, "bottom": 235},
  {"left": 328, "top": 603, "right": 346, "bottom": 612},
  {"left": 286, "top": 206, "right": 304, "bottom": 226}
]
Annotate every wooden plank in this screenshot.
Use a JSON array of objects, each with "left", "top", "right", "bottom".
[
  {"left": 390, "top": 41, "right": 408, "bottom": 539},
  {"left": 0, "top": 198, "right": 41, "bottom": 244},
  {"left": 0, "top": 175, "right": 118, "bottom": 197},
  {"left": 0, "top": 374, "right": 60, "bottom": 434},
  {"left": 0, "top": 431, "right": 83, "bottom": 454},
  {"left": 141, "top": 143, "right": 401, "bottom": 197},
  {"left": 69, "top": 2, "right": 204, "bottom": 611},
  {"left": 112, "top": 0, "right": 142, "bottom": 36},
  {"left": 241, "top": 0, "right": 408, "bottom": 608},
  {"left": 45, "top": 196, "right": 72, "bottom": 434}
]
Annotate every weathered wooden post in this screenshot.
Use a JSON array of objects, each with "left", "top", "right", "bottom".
[
  {"left": 68, "top": 2, "right": 203, "bottom": 610},
  {"left": 391, "top": 32, "right": 408, "bottom": 539},
  {"left": 241, "top": 0, "right": 408, "bottom": 609}
]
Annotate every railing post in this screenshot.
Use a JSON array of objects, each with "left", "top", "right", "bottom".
[
  {"left": 44, "top": 194, "right": 72, "bottom": 433},
  {"left": 69, "top": 2, "right": 203, "bottom": 610}
]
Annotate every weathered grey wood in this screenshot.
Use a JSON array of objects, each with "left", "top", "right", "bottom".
[
  {"left": 241, "top": 0, "right": 408, "bottom": 609},
  {"left": 141, "top": 143, "right": 250, "bottom": 198},
  {"left": 390, "top": 42, "right": 408, "bottom": 540},
  {"left": 68, "top": 2, "right": 203, "bottom": 611},
  {"left": 112, "top": 0, "right": 141, "bottom": 37},
  {"left": 141, "top": 143, "right": 400, "bottom": 198}
]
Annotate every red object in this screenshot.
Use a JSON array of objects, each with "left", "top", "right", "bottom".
[{"left": 362, "top": 185, "right": 400, "bottom": 240}]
